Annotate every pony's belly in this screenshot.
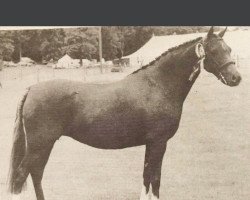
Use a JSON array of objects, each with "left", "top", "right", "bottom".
[
  {"left": 70, "top": 132, "right": 146, "bottom": 149},
  {"left": 69, "top": 120, "right": 146, "bottom": 149},
  {"left": 69, "top": 112, "right": 147, "bottom": 149}
]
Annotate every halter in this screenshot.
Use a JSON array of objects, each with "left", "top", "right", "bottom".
[
  {"left": 189, "top": 37, "right": 235, "bottom": 84},
  {"left": 204, "top": 51, "right": 235, "bottom": 84}
]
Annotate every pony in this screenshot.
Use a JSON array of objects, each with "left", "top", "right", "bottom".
[{"left": 8, "top": 27, "right": 241, "bottom": 200}]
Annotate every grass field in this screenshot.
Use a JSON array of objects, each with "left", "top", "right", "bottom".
[{"left": 0, "top": 32, "right": 250, "bottom": 200}]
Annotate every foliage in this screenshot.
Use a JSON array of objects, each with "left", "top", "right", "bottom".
[
  {"left": 0, "top": 26, "right": 216, "bottom": 63},
  {"left": 63, "top": 27, "right": 98, "bottom": 60},
  {"left": 0, "top": 31, "right": 14, "bottom": 61},
  {"left": 39, "top": 29, "right": 66, "bottom": 61}
]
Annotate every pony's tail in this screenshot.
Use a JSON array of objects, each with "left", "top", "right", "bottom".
[{"left": 8, "top": 89, "right": 29, "bottom": 194}]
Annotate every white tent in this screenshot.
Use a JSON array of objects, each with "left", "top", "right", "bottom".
[
  {"left": 123, "top": 30, "right": 249, "bottom": 67},
  {"left": 55, "top": 55, "right": 93, "bottom": 69},
  {"left": 56, "top": 54, "right": 80, "bottom": 68},
  {"left": 79, "top": 59, "right": 91, "bottom": 66},
  {"left": 123, "top": 32, "right": 206, "bottom": 67},
  {"left": 20, "top": 57, "right": 35, "bottom": 63},
  {"left": 18, "top": 57, "right": 35, "bottom": 66}
]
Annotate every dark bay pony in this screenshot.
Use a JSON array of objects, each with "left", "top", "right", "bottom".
[{"left": 8, "top": 27, "right": 241, "bottom": 200}]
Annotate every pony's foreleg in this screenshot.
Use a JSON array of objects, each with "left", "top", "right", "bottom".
[
  {"left": 150, "top": 141, "right": 166, "bottom": 200},
  {"left": 140, "top": 142, "right": 151, "bottom": 200},
  {"left": 140, "top": 140, "right": 167, "bottom": 200}
]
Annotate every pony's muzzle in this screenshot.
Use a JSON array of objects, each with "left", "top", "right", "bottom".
[
  {"left": 231, "top": 74, "right": 241, "bottom": 85},
  {"left": 221, "top": 64, "right": 242, "bottom": 86}
]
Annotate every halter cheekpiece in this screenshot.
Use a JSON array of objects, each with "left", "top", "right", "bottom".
[{"left": 188, "top": 42, "right": 205, "bottom": 81}]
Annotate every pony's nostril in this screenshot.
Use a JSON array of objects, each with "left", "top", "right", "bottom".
[
  {"left": 232, "top": 75, "right": 241, "bottom": 83},
  {"left": 232, "top": 75, "right": 237, "bottom": 82}
]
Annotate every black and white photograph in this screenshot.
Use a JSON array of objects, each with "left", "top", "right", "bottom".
[{"left": 0, "top": 26, "right": 249, "bottom": 200}]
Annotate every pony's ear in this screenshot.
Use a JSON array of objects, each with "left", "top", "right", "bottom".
[
  {"left": 207, "top": 26, "right": 214, "bottom": 38},
  {"left": 218, "top": 27, "right": 227, "bottom": 38},
  {"left": 195, "top": 43, "right": 205, "bottom": 58}
]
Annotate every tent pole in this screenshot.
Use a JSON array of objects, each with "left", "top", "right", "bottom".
[{"left": 99, "top": 26, "right": 103, "bottom": 74}]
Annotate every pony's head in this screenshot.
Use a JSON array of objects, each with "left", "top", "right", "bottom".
[{"left": 202, "top": 26, "right": 241, "bottom": 86}]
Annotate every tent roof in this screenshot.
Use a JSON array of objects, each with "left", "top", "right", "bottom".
[
  {"left": 123, "top": 32, "right": 206, "bottom": 65},
  {"left": 20, "top": 57, "right": 34, "bottom": 62},
  {"left": 58, "top": 54, "right": 71, "bottom": 60},
  {"left": 57, "top": 54, "right": 74, "bottom": 63},
  {"left": 124, "top": 29, "right": 250, "bottom": 65}
]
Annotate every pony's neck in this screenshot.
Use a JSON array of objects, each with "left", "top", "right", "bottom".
[
  {"left": 158, "top": 39, "right": 202, "bottom": 101},
  {"left": 134, "top": 38, "right": 203, "bottom": 102}
]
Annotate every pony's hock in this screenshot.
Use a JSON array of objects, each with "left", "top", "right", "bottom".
[{"left": 8, "top": 27, "right": 241, "bottom": 200}]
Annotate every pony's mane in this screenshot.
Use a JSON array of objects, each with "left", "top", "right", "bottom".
[{"left": 131, "top": 37, "right": 203, "bottom": 74}]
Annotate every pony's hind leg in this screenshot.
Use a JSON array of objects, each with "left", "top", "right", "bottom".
[
  {"left": 10, "top": 156, "right": 30, "bottom": 200},
  {"left": 29, "top": 144, "right": 54, "bottom": 200},
  {"left": 11, "top": 154, "right": 30, "bottom": 195},
  {"left": 10, "top": 143, "right": 54, "bottom": 200},
  {"left": 10, "top": 151, "right": 38, "bottom": 200}
]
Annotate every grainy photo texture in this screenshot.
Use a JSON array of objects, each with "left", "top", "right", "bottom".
[{"left": 0, "top": 26, "right": 249, "bottom": 200}]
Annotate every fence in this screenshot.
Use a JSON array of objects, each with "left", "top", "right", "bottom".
[
  {"left": 0, "top": 54, "right": 246, "bottom": 89},
  {"left": 0, "top": 64, "right": 137, "bottom": 89}
]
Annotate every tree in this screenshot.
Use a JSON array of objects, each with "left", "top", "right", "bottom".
[
  {"left": 39, "top": 29, "right": 65, "bottom": 61},
  {"left": 64, "top": 27, "right": 98, "bottom": 60},
  {"left": 0, "top": 31, "right": 14, "bottom": 61},
  {"left": 23, "top": 30, "right": 43, "bottom": 62},
  {"left": 102, "top": 26, "right": 138, "bottom": 60},
  {"left": 102, "top": 27, "right": 121, "bottom": 60},
  {"left": 0, "top": 26, "right": 215, "bottom": 63},
  {"left": 123, "top": 26, "right": 152, "bottom": 56},
  {"left": 11, "top": 30, "right": 34, "bottom": 62}
]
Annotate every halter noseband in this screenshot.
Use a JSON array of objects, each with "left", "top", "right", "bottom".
[{"left": 205, "top": 51, "right": 235, "bottom": 71}]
